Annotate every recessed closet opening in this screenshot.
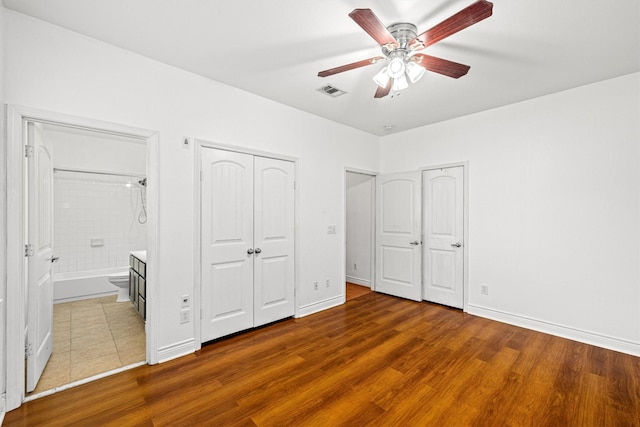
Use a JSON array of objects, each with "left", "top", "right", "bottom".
[{"left": 344, "top": 171, "right": 375, "bottom": 302}]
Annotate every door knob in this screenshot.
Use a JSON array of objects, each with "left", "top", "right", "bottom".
[
  {"left": 450, "top": 242, "right": 462, "bottom": 248},
  {"left": 247, "top": 248, "right": 254, "bottom": 255},
  {"left": 410, "top": 241, "right": 420, "bottom": 246},
  {"left": 254, "top": 248, "right": 262, "bottom": 254}
]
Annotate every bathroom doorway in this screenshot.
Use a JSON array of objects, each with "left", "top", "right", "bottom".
[
  {"left": 5, "top": 106, "right": 158, "bottom": 408},
  {"left": 27, "top": 123, "right": 148, "bottom": 395}
]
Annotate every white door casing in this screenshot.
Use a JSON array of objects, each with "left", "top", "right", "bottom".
[
  {"left": 253, "top": 157, "right": 295, "bottom": 327},
  {"left": 423, "top": 167, "right": 464, "bottom": 308},
  {"left": 201, "top": 148, "right": 255, "bottom": 342},
  {"left": 26, "top": 122, "right": 54, "bottom": 392},
  {"left": 375, "top": 171, "right": 422, "bottom": 301}
]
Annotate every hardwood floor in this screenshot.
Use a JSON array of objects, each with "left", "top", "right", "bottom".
[
  {"left": 5, "top": 292, "right": 640, "bottom": 426},
  {"left": 346, "top": 282, "right": 372, "bottom": 301}
]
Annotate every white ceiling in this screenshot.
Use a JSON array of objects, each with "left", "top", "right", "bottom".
[{"left": 3, "top": 0, "right": 639, "bottom": 136}]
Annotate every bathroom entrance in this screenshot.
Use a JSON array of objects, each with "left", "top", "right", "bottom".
[
  {"left": 5, "top": 106, "right": 158, "bottom": 408},
  {"left": 28, "top": 122, "right": 148, "bottom": 395}
]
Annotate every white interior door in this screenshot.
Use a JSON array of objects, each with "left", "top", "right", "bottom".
[
  {"left": 375, "top": 171, "right": 422, "bottom": 301},
  {"left": 26, "top": 122, "right": 54, "bottom": 392},
  {"left": 201, "top": 148, "right": 254, "bottom": 342},
  {"left": 423, "top": 167, "right": 464, "bottom": 308},
  {"left": 253, "top": 157, "right": 295, "bottom": 327}
]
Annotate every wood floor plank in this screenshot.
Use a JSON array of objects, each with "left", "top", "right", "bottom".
[{"left": 5, "top": 292, "right": 640, "bottom": 426}]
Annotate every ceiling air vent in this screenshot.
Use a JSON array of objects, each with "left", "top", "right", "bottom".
[{"left": 317, "top": 84, "right": 347, "bottom": 98}]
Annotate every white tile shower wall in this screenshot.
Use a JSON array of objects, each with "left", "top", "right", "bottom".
[{"left": 53, "top": 171, "right": 147, "bottom": 274}]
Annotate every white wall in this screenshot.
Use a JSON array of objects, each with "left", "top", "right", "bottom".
[
  {"left": 345, "top": 172, "right": 373, "bottom": 286},
  {"left": 3, "top": 10, "right": 379, "bottom": 361},
  {"left": 381, "top": 73, "right": 640, "bottom": 352},
  {"left": 0, "top": 4, "right": 6, "bottom": 417},
  {"left": 47, "top": 128, "right": 146, "bottom": 176}
]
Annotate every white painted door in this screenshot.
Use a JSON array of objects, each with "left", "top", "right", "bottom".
[
  {"left": 26, "top": 122, "right": 54, "bottom": 392},
  {"left": 375, "top": 172, "right": 422, "bottom": 301},
  {"left": 201, "top": 148, "right": 255, "bottom": 342},
  {"left": 253, "top": 157, "right": 295, "bottom": 327},
  {"left": 423, "top": 167, "right": 464, "bottom": 308}
]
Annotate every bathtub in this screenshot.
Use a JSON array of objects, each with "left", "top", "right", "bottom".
[{"left": 53, "top": 267, "right": 128, "bottom": 304}]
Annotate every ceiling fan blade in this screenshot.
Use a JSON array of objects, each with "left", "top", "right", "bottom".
[
  {"left": 409, "top": 0, "right": 493, "bottom": 50},
  {"left": 318, "top": 56, "right": 385, "bottom": 77},
  {"left": 412, "top": 54, "right": 470, "bottom": 78},
  {"left": 349, "top": 9, "right": 399, "bottom": 49},
  {"left": 374, "top": 79, "right": 393, "bottom": 98}
]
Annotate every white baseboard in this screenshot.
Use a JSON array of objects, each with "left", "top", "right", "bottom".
[
  {"left": 466, "top": 303, "right": 640, "bottom": 357},
  {"left": 0, "top": 393, "right": 5, "bottom": 425},
  {"left": 346, "top": 276, "right": 371, "bottom": 287},
  {"left": 298, "top": 295, "right": 344, "bottom": 318},
  {"left": 157, "top": 338, "right": 196, "bottom": 363}
]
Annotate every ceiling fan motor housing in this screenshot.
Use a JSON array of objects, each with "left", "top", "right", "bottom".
[{"left": 382, "top": 22, "right": 417, "bottom": 56}]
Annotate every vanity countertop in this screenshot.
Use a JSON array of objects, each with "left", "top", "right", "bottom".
[{"left": 130, "top": 250, "right": 147, "bottom": 263}]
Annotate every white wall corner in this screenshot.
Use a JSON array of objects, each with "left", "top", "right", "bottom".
[
  {"left": 345, "top": 276, "right": 371, "bottom": 288},
  {"left": 467, "top": 304, "right": 640, "bottom": 357},
  {"left": 157, "top": 338, "right": 196, "bottom": 363},
  {"left": 298, "top": 295, "right": 345, "bottom": 318}
]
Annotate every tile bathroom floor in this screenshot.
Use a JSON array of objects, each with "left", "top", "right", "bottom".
[{"left": 28, "top": 295, "right": 146, "bottom": 395}]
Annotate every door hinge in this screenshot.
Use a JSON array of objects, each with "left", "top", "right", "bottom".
[
  {"left": 25, "top": 244, "right": 34, "bottom": 257},
  {"left": 25, "top": 145, "right": 34, "bottom": 158},
  {"left": 25, "top": 343, "right": 33, "bottom": 358},
  {"left": 200, "top": 309, "right": 203, "bottom": 320},
  {"left": 200, "top": 171, "right": 203, "bottom": 181}
]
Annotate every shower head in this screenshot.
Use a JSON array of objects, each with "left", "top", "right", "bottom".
[{"left": 138, "top": 178, "right": 147, "bottom": 187}]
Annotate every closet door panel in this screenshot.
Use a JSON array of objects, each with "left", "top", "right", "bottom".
[
  {"left": 253, "top": 157, "right": 295, "bottom": 326},
  {"left": 201, "top": 148, "right": 254, "bottom": 341}
]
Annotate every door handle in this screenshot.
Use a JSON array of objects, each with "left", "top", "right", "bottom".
[
  {"left": 247, "top": 248, "right": 254, "bottom": 255},
  {"left": 254, "top": 248, "right": 262, "bottom": 254},
  {"left": 410, "top": 241, "right": 420, "bottom": 246},
  {"left": 47, "top": 256, "right": 60, "bottom": 263},
  {"left": 451, "top": 242, "right": 462, "bottom": 248}
]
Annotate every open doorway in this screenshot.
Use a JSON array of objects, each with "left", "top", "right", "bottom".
[
  {"left": 5, "top": 106, "right": 158, "bottom": 409},
  {"left": 345, "top": 171, "right": 375, "bottom": 301},
  {"left": 26, "top": 123, "right": 148, "bottom": 396}
]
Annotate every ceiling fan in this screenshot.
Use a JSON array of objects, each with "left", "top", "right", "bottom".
[{"left": 318, "top": 0, "right": 493, "bottom": 98}]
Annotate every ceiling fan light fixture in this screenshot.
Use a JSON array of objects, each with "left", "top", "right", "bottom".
[
  {"left": 387, "top": 57, "right": 406, "bottom": 78},
  {"left": 406, "top": 61, "right": 426, "bottom": 84},
  {"left": 392, "top": 73, "right": 409, "bottom": 91},
  {"left": 373, "top": 67, "right": 390, "bottom": 88}
]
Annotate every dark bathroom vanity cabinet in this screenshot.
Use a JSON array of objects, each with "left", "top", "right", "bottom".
[{"left": 129, "top": 252, "right": 146, "bottom": 319}]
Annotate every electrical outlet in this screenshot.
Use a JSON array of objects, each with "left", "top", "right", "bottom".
[
  {"left": 180, "top": 309, "right": 190, "bottom": 324},
  {"left": 480, "top": 284, "right": 489, "bottom": 295},
  {"left": 353, "top": 263, "right": 358, "bottom": 271},
  {"left": 313, "top": 281, "right": 319, "bottom": 290},
  {"left": 181, "top": 294, "right": 190, "bottom": 308},
  {"left": 325, "top": 278, "right": 330, "bottom": 288}
]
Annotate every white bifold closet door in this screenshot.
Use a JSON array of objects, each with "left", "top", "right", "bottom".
[{"left": 201, "top": 148, "right": 294, "bottom": 342}]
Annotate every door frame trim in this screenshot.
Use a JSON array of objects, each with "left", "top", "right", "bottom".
[
  {"left": 343, "top": 168, "right": 377, "bottom": 297},
  {"left": 193, "top": 139, "right": 299, "bottom": 349},
  {"left": 420, "top": 161, "right": 469, "bottom": 311},
  {"left": 4, "top": 105, "right": 159, "bottom": 411}
]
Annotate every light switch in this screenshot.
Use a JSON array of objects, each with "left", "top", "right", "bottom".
[{"left": 327, "top": 225, "right": 336, "bottom": 234}]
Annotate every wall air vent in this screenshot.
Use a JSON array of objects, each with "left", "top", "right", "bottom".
[{"left": 317, "top": 85, "right": 347, "bottom": 98}]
